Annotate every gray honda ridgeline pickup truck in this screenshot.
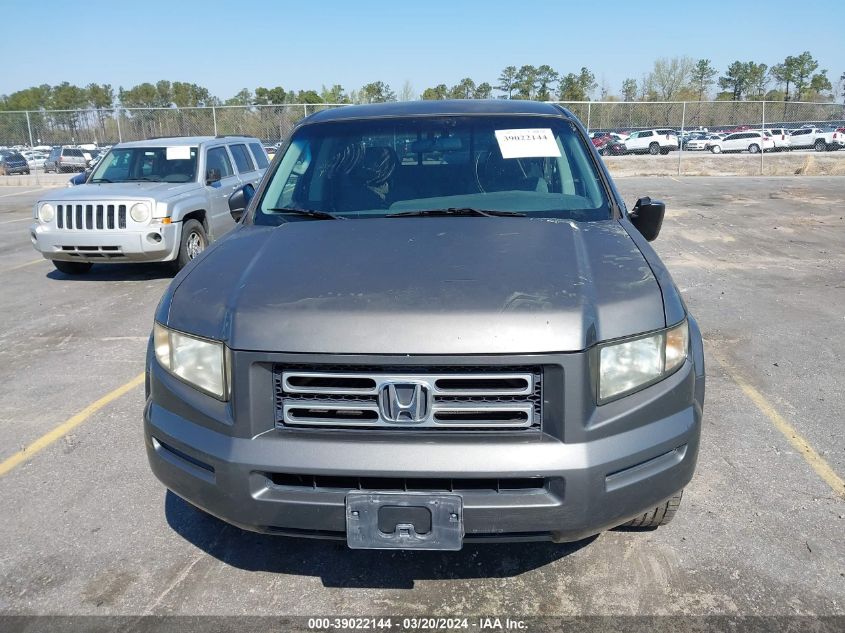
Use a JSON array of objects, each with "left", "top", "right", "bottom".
[{"left": 145, "top": 100, "right": 705, "bottom": 551}]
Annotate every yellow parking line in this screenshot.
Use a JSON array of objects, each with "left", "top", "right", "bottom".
[
  {"left": 0, "top": 372, "right": 145, "bottom": 477},
  {"left": 712, "top": 349, "right": 845, "bottom": 499},
  {"left": 0, "top": 258, "right": 45, "bottom": 273}
]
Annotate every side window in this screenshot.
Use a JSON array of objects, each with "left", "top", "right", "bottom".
[
  {"left": 205, "top": 146, "right": 234, "bottom": 179},
  {"left": 641, "top": 131, "right": 653, "bottom": 138},
  {"left": 229, "top": 144, "right": 255, "bottom": 173},
  {"left": 248, "top": 142, "right": 269, "bottom": 169}
]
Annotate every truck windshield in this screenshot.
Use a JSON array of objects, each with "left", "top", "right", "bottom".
[
  {"left": 90, "top": 146, "right": 198, "bottom": 183},
  {"left": 254, "top": 115, "right": 610, "bottom": 224}
]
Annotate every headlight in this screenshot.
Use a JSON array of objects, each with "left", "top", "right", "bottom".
[
  {"left": 598, "top": 319, "right": 689, "bottom": 403},
  {"left": 130, "top": 202, "right": 150, "bottom": 223},
  {"left": 38, "top": 203, "right": 54, "bottom": 223},
  {"left": 153, "top": 323, "right": 227, "bottom": 399}
]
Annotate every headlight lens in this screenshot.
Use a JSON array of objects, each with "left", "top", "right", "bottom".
[
  {"left": 598, "top": 320, "right": 689, "bottom": 403},
  {"left": 153, "top": 323, "right": 227, "bottom": 399},
  {"left": 130, "top": 202, "right": 150, "bottom": 223},
  {"left": 38, "top": 203, "right": 55, "bottom": 223}
]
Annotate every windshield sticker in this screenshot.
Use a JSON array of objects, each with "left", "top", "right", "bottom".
[
  {"left": 494, "top": 129, "right": 561, "bottom": 159},
  {"left": 166, "top": 146, "right": 191, "bottom": 160}
]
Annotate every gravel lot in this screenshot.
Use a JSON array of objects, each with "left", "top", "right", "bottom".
[{"left": 0, "top": 178, "right": 842, "bottom": 624}]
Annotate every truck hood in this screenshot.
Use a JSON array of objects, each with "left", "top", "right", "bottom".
[
  {"left": 165, "top": 218, "right": 667, "bottom": 354},
  {"left": 40, "top": 181, "right": 200, "bottom": 202}
]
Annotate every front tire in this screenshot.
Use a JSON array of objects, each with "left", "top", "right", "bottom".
[
  {"left": 174, "top": 219, "right": 208, "bottom": 270},
  {"left": 53, "top": 260, "right": 93, "bottom": 275},
  {"left": 622, "top": 491, "right": 683, "bottom": 528}
]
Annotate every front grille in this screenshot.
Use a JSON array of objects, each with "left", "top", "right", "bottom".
[
  {"left": 55, "top": 203, "right": 127, "bottom": 230},
  {"left": 267, "top": 472, "right": 546, "bottom": 492},
  {"left": 274, "top": 365, "right": 543, "bottom": 430}
]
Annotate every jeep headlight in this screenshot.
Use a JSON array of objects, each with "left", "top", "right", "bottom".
[
  {"left": 130, "top": 202, "right": 150, "bottom": 223},
  {"left": 598, "top": 319, "right": 689, "bottom": 403},
  {"left": 153, "top": 323, "right": 227, "bottom": 399},
  {"left": 38, "top": 203, "right": 55, "bottom": 223}
]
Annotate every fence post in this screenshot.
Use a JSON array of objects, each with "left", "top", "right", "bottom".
[
  {"left": 760, "top": 100, "right": 765, "bottom": 176},
  {"left": 116, "top": 109, "right": 122, "bottom": 143},
  {"left": 25, "top": 110, "right": 34, "bottom": 148},
  {"left": 212, "top": 106, "right": 218, "bottom": 136},
  {"left": 303, "top": 104, "right": 308, "bottom": 119},
  {"left": 678, "top": 101, "right": 686, "bottom": 176},
  {"left": 585, "top": 102, "right": 591, "bottom": 134}
]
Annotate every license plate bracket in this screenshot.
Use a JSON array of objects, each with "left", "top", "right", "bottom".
[{"left": 346, "top": 492, "right": 463, "bottom": 550}]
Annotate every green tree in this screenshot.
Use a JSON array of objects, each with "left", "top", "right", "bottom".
[
  {"left": 514, "top": 65, "right": 539, "bottom": 99},
  {"left": 745, "top": 63, "right": 769, "bottom": 100},
  {"left": 254, "top": 86, "right": 287, "bottom": 105},
  {"left": 690, "top": 59, "right": 717, "bottom": 101},
  {"left": 791, "top": 52, "right": 827, "bottom": 101},
  {"left": 535, "top": 65, "right": 559, "bottom": 101},
  {"left": 86, "top": 83, "right": 114, "bottom": 139},
  {"left": 497, "top": 66, "right": 518, "bottom": 98},
  {"left": 770, "top": 57, "right": 796, "bottom": 101},
  {"left": 358, "top": 81, "right": 396, "bottom": 103},
  {"left": 473, "top": 82, "right": 493, "bottom": 99},
  {"left": 294, "top": 90, "right": 323, "bottom": 104},
  {"left": 225, "top": 88, "right": 253, "bottom": 106},
  {"left": 449, "top": 77, "right": 477, "bottom": 99},
  {"left": 171, "top": 82, "right": 214, "bottom": 107},
  {"left": 119, "top": 83, "right": 166, "bottom": 107},
  {"left": 421, "top": 84, "right": 449, "bottom": 100},
  {"left": 719, "top": 61, "right": 750, "bottom": 100},
  {"left": 557, "top": 68, "right": 596, "bottom": 101},
  {"left": 806, "top": 72, "right": 832, "bottom": 101},
  {"left": 621, "top": 78, "right": 638, "bottom": 102}
]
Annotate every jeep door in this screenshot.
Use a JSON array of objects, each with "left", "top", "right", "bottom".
[{"left": 202, "top": 145, "right": 242, "bottom": 240}]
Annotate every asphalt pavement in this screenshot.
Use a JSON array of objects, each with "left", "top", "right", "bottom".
[{"left": 0, "top": 179, "right": 842, "bottom": 620}]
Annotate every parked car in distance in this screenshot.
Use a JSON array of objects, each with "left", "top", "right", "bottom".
[
  {"left": 623, "top": 129, "right": 679, "bottom": 155},
  {"left": 143, "top": 100, "right": 705, "bottom": 551},
  {"left": 785, "top": 127, "right": 834, "bottom": 151},
  {"left": 23, "top": 151, "right": 48, "bottom": 169},
  {"left": 44, "top": 147, "right": 88, "bottom": 173},
  {"left": 709, "top": 131, "right": 774, "bottom": 154},
  {"left": 817, "top": 128, "right": 845, "bottom": 151},
  {"left": 31, "top": 136, "right": 269, "bottom": 275},
  {"left": 0, "top": 150, "right": 31, "bottom": 175},
  {"left": 762, "top": 128, "right": 791, "bottom": 151},
  {"left": 685, "top": 134, "right": 724, "bottom": 151},
  {"left": 598, "top": 139, "right": 627, "bottom": 156}
]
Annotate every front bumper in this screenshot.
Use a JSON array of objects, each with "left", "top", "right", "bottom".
[
  {"left": 30, "top": 222, "right": 180, "bottom": 263},
  {"left": 144, "top": 343, "right": 705, "bottom": 544}
]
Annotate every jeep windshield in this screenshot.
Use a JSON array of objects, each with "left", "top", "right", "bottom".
[
  {"left": 254, "top": 115, "right": 610, "bottom": 224},
  {"left": 90, "top": 146, "right": 198, "bottom": 183}
]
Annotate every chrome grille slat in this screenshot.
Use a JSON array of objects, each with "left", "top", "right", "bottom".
[
  {"left": 44, "top": 201, "right": 141, "bottom": 230},
  {"left": 275, "top": 367, "right": 543, "bottom": 431}
]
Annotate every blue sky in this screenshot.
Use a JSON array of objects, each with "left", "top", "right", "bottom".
[{"left": 2, "top": 0, "right": 843, "bottom": 99}]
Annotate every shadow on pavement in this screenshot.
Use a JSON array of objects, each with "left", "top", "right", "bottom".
[
  {"left": 46, "top": 262, "right": 175, "bottom": 281},
  {"left": 164, "top": 491, "right": 598, "bottom": 589}
]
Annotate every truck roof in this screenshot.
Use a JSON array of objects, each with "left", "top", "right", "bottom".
[
  {"left": 115, "top": 136, "right": 257, "bottom": 148},
  {"left": 307, "top": 99, "right": 573, "bottom": 124}
]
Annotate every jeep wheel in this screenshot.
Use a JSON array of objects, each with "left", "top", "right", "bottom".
[
  {"left": 748, "top": 143, "right": 760, "bottom": 154},
  {"left": 710, "top": 145, "right": 722, "bottom": 154},
  {"left": 53, "top": 260, "right": 93, "bottom": 275},
  {"left": 814, "top": 139, "right": 827, "bottom": 152},
  {"left": 648, "top": 142, "right": 660, "bottom": 155},
  {"left": 622, "top": 491, "right": 683, "bottom": 528},
  {"left": 175, "top": 219, "right": 208, "bottom": 270}
]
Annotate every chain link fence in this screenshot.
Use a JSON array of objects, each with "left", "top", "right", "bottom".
[{"left": 2, "top": 101, "right": 844, "bottom": 177}]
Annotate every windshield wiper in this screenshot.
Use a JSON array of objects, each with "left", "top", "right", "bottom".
[
  {"left": 266, "top": 207, "right": 343, "bottom": 220},
  {"left": 89, "top": 177, "right": 111, "bottom": 183},
  {"left": 386, "top": 207, "right": 526, "bottom": 218}
]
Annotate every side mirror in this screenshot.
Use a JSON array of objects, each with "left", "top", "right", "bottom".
[
  {"left": 227, "top": 184, "right": 255, "bottom": 222},
  {"left": 206, "top": 168, "right": 221, "bottom": 185},
  {"left": 629, "top": 196, "right": 665, "bottom": 241}
]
